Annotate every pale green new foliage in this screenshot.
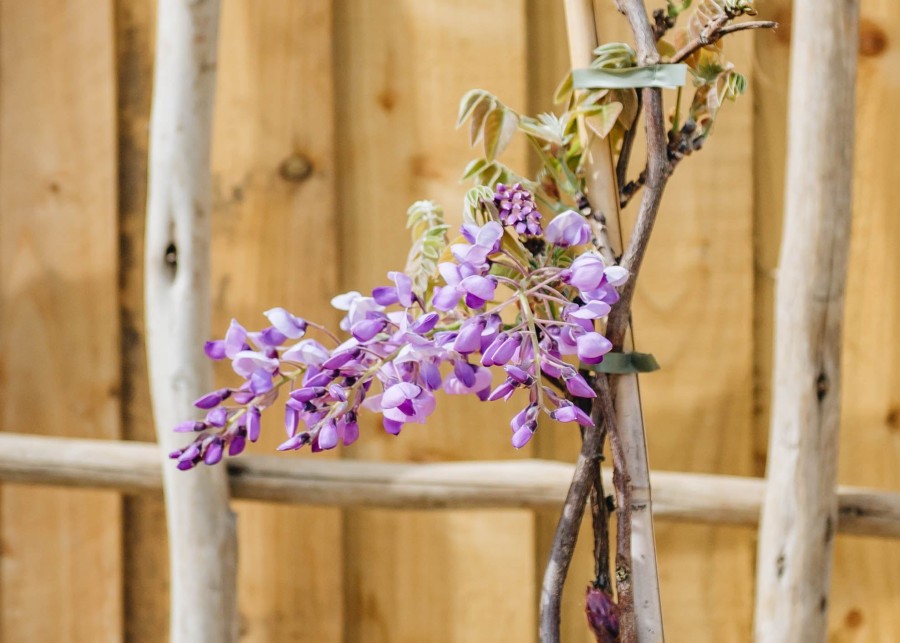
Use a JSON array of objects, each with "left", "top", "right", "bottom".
[{"left": 405, "top": 200, "right": 449, "bottom": 299}]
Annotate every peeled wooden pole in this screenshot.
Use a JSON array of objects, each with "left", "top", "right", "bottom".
[
  {"left": 144, "top": 0, "right": 237, "bottom": 641},
  {"left": 754, "top": 1, "right": 860, "bottom": 640},
  {"left": 562, "top": 1, "right": 664, "bottom": 640}
]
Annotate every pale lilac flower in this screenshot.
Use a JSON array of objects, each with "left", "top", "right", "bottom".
[
  {"left": 453, "top": 221, "right": 503, "bottom": 265},
  {"left": 576, "top": 332, "right": 613, "bottom": 365},
  {"left": 545, "top": 210, "right": 591, "bottom": 247},
  {"left": 264, "top": 307, "right": 307, "bottom": 339},
  {"left": 372, "top": 271, "right": 415, "bottom": 308}
]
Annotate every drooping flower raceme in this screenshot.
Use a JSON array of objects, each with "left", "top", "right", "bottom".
[{"left": 170, "top": 184, "right": 628, "bottom": 470}]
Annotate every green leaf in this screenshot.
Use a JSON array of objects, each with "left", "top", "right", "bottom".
[
  {"left": 583, "top": 352, "right": 661, "bottom": 374},
  {"left": 591, "top": 43, "right": 637, "bottom": 69},
  {"left": 554, "top": 72, "right": 574, "bottom": 105},
  {"left": 469, "top": 96, "right": 494, "bottom": 146},
  {"left": 482, "top": 108, "right": 518, "bottom": 161},
  {"left": 582, "top": 102, "right": 624, "bottom": 139},
  {"left": 462, "top": 158, "right": 488, "bottom": 180},
  {"left": 457, "top": 89, "right": 492, "bottom": 127}
]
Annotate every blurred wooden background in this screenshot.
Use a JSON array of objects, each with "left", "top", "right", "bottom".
[{"left": 0, "top": 0, "right": 898, "bottom": 640}]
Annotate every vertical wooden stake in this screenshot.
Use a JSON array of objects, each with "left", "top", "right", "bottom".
[
  {"left": 144, "top": 0, "right": 237, "bottom": 641},
  {"left": 562, "top": 1, "right": 664, "bottom": 640},
  {"left": 754, "top": 0, "right": 859, "bottom": 640}
]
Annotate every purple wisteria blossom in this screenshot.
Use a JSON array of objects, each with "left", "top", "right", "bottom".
[{"left": 170, "top": 187, "right": 629, "bottom": 470}]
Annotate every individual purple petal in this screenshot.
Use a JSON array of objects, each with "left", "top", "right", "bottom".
[
  {"left": 382, "top": 382, "right": 423, "bottom": 409},
  {"left": 372, "top": 285, "right": 399, "bottom": 306},
  {"left": 431, "top": 286, "right": 461, "bottom": 311},
  {"left": 389, "top": 271, "right": 414, "bottom": 308},
  {"left": 247, "top": 406, "right": 261, "bottom": 442},
  {"left": 504, "top": 365, "right": 533, "bottom": 385},
  {"left": 322, "top": 349, "right": 358, "bottom": 370},
  {"left": 264, "top": 307, "right": 307, "bottom": 339},
  {"left": 551, "top": 403, "right": 594, "bottom": 427},
  {"left": 490, "top": 334, "right": 520, "bottom": 366},
  {"left": 174, "top": 420, "right": 206, "bottom": 433},
  {"left": 604, "top": 265, "right": 629, "bottom": 287},
  {"left": 232, "top": 350, "right": 279, "bottom": 378},
  {"left": 224, "top": 319, "right": 248, "bottom": 358},
  {"left": 576, "top": 332, "right": 613, "bottom": 365},
  {"left": 255, "top": 326, "right": 288, "bottom": 347},
  {"left": 383, "top": 418, "right": 403, "bottom": 435},
  {"left": 291, "top": 386, "right": 326, "bottom": 403},
  {"left": 453, "top": 360, "right": 477, "bottom": 388},
  {"left": 282, "top": 339, "right": 330, "bottom": 366},
  {"left": 352, "top": 318, "right": 386, "bottom": 342},
  {"left": 177, "top": 459, "right": 196, "bottom": 471},
  {"left": 566, "top": 253, "right": 606, "bottom": 292},
  {"left": 421, "top": 361, "right": 443, "bottom": 390},
  {"left": 340, "top": 415, "right": 360, "bottom": 446},
  {"left": 204, "top": 340, "right": 227, "bottom": 360},
  {"left": 460, "top": 275, "right": 496, "bottom": 302},
  {"left": 567, "top": 300, "right": 612, "bottom": 320},
  {"left": 203, "top": 438, "right": 224, "bottom": 465},
  {"left": 464, "top": 292, "right": 488, "bottom": 309},
  {"left": 277, "top": 432, "right": 310, "bottom": 451},
  {"left": 228, "top": 434, "right": 247, "bottom": 456},
  {"left": 443, "top": 364, "right": 492, "bottom": 396},
  {"left": 545, "top": 209, "right": 591, "bottom": 247},
  {"left": 454, "top": 318, "right": 485, "bottom": 354},
  {"left": 248, "top": 370, "right": 274, "bottom": 395},
  {"left": 563, "top": 370, "right": 597, "bottom": 399},
  {"left": 206, "top": 407, "right": 228, "bottom": 427},
  {"left": 487, "top": 380, "right": 516, "bottom": 402},
  {"left": 512, "top": 427, "right": 535, "bottom": 449},
  {"left": 304, "top": 370, "right": 334, "bottom": 387},
  {"left": 285, "top": 405, "right": 300, "bottom": 437},
  {"left": 178, "top": 442, "right": 201, "bottom": 463},
  {"left": 410, "top": 312, "right": 439, "bottom": 334},
  {"left": 317, "top": 421, "right": 339, "bottom": 450}
]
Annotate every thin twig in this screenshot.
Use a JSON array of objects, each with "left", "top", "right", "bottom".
[{"left": 671, "top": 20, "right": 778, "bottom": 63}]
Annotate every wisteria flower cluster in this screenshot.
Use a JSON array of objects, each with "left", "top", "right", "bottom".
[{"left": 171, "top": 183, "right": 627, "bottom": 470}]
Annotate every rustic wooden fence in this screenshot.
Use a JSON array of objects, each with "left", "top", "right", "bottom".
[{"left": 1, "top": 0, "right": 898, "bottom": 641}]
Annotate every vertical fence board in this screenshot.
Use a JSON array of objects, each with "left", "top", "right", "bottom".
[
  {"left": 832, "top": 1, "right": 900, "bottom": 639},
  {"left": 114, "top": 1, "right": 170, "bottom": 640},
  {"left": 210, "top": 1, "right": 343, "bottom": 641},
  {"left": 0, "top": 1, "right": 123, "bottom": 641},
  {"left": 335, "top": 1, "right": 536, "bottom": 641},
  {"left": 754, "top": 2, "right": 900, "bottom": 640}
]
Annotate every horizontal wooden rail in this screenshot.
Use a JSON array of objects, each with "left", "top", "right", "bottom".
[{"left": 1, "top": 433, "right": 898, "bottom": 538}]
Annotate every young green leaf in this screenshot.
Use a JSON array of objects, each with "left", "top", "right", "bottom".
[{"left": 482, "top": 107, "right": 518, "bottom": 161}]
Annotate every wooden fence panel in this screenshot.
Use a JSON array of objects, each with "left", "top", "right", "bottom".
[
  {"left": 114, "top": 1, "right": 171, "bottom": 640},
  {"left": 0, "top": 1, "right": 897, "bottom": 641},
  {"left": 209, "top": 1, "right": 344, "bottom": 641},
  {"left": 829, "top": 1, "right": 900, "bottom": 639},
  {"left": 0, "top": 1, "right": 123, "bottom": 641},
  {"left": 334, "top": 1, "right": 537, "bottom": 641}
]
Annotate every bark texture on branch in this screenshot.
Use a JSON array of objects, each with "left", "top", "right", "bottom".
[
  {"left": 144, "top": 1, "right": 237, "bottom": 641},
  {"left": 754, "top": 1, "right": 860, "bottom": 640}
]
